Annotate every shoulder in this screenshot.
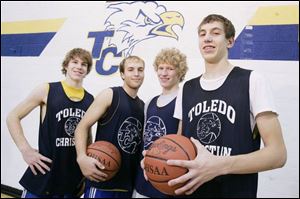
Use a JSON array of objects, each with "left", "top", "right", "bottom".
[
  {"left": 95, "top": 88, "right": 113, "bottom": 99},
  {"left": 93, "top": 88, "right": 113, "bottom": 107},
  {"left": 24, "top": 82, "right": 49, "bottom": 104},
  {"left": 32, "top": 82, "right": 49, "bottom": 98},
  {"left": 249, "top": 70, "right": 268, "bottom": 86}
]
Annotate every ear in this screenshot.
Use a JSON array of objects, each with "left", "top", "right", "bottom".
[
  {"left": 227, "top": 37, "right": 235, "bottom": 49},
  {"left": 120, "top": 72, "right": 125, "bottom": 80}
]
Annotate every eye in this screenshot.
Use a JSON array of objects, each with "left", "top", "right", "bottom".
[
  {"left": 199, "top": 32, "right": 206, "bottom": 37},
  {"left": 144, "top": 17, "right": 153, "bottom": 25}
]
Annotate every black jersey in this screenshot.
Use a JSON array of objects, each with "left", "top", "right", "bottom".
[
  {"left": 182, "top": 67, "right": 261, "bottom": 198},
  {"left": 135, "top": 95, "right": 179, "bottom": 197},
  {"left": 19, "top": 81, "right": 94, "bottom": 196},
  {"left": 87, "top": 86, "right": 144, "bottom": 192}
]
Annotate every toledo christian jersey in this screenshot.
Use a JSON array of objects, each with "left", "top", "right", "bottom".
[
  {"left": 135, "top": 95, "right": 179, "bottom": 197},
  {"left": 182, "top": 67, "right": 260, "bottom": 197},
  {"left": 87, "top": 86, "right": 144, "bottom": 192},
  {"left": 19, "top": 82, "right": 94, "bottom": 196}
]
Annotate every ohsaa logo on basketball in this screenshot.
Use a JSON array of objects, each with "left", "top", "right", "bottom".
[
  {"left": 88, "top": 153, "right": 111, "bottom": 168},
  {"left": 144, "top": 163, "right": 169, "bottom": 176}
]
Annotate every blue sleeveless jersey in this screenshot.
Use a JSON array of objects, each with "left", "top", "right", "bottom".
[
  {"left": 135, "top": 95, "right": 179, "bottom": 197},
  {"left": 20, "top": 82, "right": 94, "bottom": 196},
  {"left": 182, "top": 67, "right": 260, "bottom": 197},
  {"left": 87, "top": 87, "right": 144, "bottom": 192}
]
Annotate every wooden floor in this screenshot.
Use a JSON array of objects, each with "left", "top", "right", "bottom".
[{"left": 1, "top": 193, "right": 14, "bottom": 198}]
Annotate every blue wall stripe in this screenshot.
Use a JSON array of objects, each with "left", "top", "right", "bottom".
[
  {"left": 229, "top": 24, "right": 299, "bottom": 60},
  {"left": 1, "top": 32, "right": 56, "bottom": 56}
]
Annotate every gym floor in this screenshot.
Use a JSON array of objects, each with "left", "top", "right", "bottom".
[{"left": 1, "top": 193, "right": 14, "bottom": 198}]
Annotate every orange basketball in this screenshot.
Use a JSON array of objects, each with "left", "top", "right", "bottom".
[
  {"left": 87, "top": 141, "right": 121, "bottom": 181},
  {"left": 144, "top": 134, "right": 197, "bottom": 195}
]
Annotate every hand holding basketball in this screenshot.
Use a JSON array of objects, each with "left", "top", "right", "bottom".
[
  {"left": 144, "top": 134, "right": 197, "bottom": 195},
  {"left": 167, "top": 137, "right": 219, "bottom": 195},
  {"left": 86, "top": 141, "right": 121, "bottom": 181}
]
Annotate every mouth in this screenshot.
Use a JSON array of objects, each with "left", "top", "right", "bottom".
[
  {"left": 160, "top": 78, "right": 169, "bottom": 82},
  {"left": 202, "top": 45, "right": 216, "bottom": 53},
  {"left": 73, "top": 71, "right": 84, "bottom": 75},
  {"left": 132, "top": 79, "right": 141, "bottom": 82},
  {"left": 203, "top": 45, "right": 215, "bottom": 50}
]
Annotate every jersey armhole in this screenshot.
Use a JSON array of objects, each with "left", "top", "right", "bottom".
[{"left": 99, "top": 88, "right": 120, "bottom": 125}]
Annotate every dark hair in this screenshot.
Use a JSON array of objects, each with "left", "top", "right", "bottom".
[
  {"left": 198, "top": 14, "right": 235, "bottom": 39},
  {"left": 62, "top": 48, "right": 93, "bottom": 75}
]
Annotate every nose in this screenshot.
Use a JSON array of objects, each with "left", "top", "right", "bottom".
[
  {"left": 134, "top": 69, "right": 139, "bottom": 76},
  {"left": 161, "top": 68, "right": 168, "bottom": 75},
  {"left": 204, "top": 34, "right": 213, "bottom": 42}
]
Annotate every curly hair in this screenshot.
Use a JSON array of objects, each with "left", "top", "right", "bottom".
[{"left": 153, "top": 48, "right": 188, "bottom": 82}]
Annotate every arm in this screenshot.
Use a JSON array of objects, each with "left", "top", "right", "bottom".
[
  {"left": 75, "top": 88, "right": 113, "bottom": 182},
  {"left": 167, "top": 112, "right": 287, "bottom": 195},
  {"left": 6, "top": 83, "right": 52, "bottom": 175},
  {"left": 224, "top": 112, "right": 286, "bottom": 173},
  {"left": 176, "top": 120, "right": 182, "bottom": 135}
]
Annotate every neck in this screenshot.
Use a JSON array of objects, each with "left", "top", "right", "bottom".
[
  {"left": 203, "top": 59, "right": 233, "bottom": 79},
  {"left": 64, "top": 78, "right": 83, "bottom": 88},
  {"left": 123, "top": 84, "right": 138, "bottom": 98},
  {"left": 162, "top": 85, "right": 179, "bottom": 95}
]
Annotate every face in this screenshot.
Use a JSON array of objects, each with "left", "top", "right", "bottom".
[
  {"left": 198, "top": 21, "right": 234, "bottom": 63},
  {"left": 157, "top": 63, "right": 180, "bottom": 90},
  {"left": 121, "top": 60, "right": 145, "bottom": 89},
  {"left": 65, "top": 57, "right": 88, "bottom": 81}
]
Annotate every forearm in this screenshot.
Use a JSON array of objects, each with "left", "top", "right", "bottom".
[
  {"left": 222, "top": 144, "right": 286, "bottom": 175},
  {"left": 6, "top": 112, "right": 32, "bottom": 153},
  {"left": 75, "top": 124, "right": 90, "bottom": 158}
]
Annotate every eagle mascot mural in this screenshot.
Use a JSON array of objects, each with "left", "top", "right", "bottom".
[{"left": 104, "top": 1, "right": 184, "bottom": 57}]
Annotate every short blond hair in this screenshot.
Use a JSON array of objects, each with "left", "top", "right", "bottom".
[
  {"left": 119, "top": 55, "right": 145, "bottom": 73},
  {"left": 153, "top": 48, "right": 188, "bottom": 82}
]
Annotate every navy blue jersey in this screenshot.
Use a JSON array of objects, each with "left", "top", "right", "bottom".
[
  {"left": 20, "top": 81, "right": 94, "bottom": 196},
  {"left": 87, "top": 86, "right": 144, "bottom": 192},
  {"left": 181, "top": 67, "right": 260, "bottom": 198},
  {"left": 135, "top": 95, "right": 179, "bottom": 197}
]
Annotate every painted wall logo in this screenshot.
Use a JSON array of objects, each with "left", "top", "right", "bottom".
[
  {"left": 229, "top": 5, "right": 299, "bottom": 61},
  {"left": 1, "top": 18, "right": 66, "bottom": 56},
  {"left": 89, "top": 1, "right": 184, "bottom": 75}
]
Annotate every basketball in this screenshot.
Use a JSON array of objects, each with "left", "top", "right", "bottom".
[
  {"left": 144, "top": 134, "right": 197, "bottom": 195},
  {"left": 87, "top": 141, "right": 121, "bottom": 181}
]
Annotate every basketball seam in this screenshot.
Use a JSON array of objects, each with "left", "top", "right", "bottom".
[
  {"left": 161, "top": 137, "right": 191, "bottom": 160},
  {"left": 87, "top": 147, "right": 120, "bottom": 168},
  {"left": 145, "top": 154, "right": 168, "bottom": 161}
]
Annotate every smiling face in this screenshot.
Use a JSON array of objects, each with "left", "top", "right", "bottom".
[
  {"left": 65, "top": 57, "right": 88, "bottom": 82},
  {"left": 198, "top": 21, "right": 234, "bottom": 63},
  {"left": 157, "top": 63, "right": 180, "bottom": 91},
  {"left": 121, "top": 59, "right": 145, "bottom": 90}
]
